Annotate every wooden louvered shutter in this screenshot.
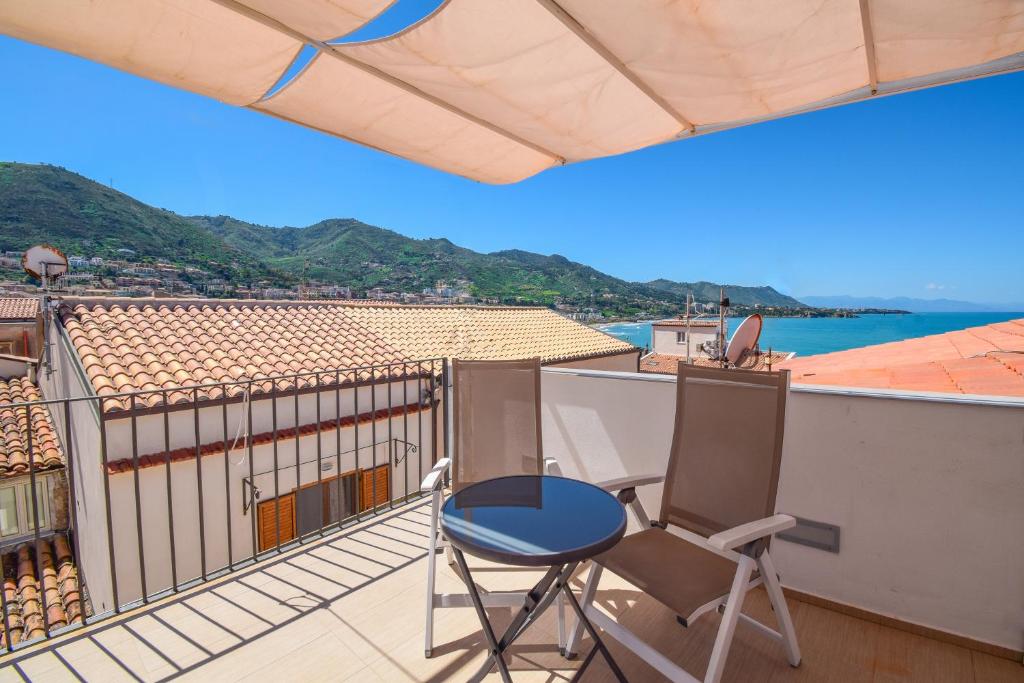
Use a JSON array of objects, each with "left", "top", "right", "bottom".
[
  {"left": 359, "top": 465, "right": 389, "bottom": 512},
  {"left": 258, "top": 493, "right": 295, "bottom": 552}
]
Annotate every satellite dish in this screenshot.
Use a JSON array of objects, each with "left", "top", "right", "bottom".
[
  {"left": 22, "top": 244, "right": 68, "bottom": 282},
  {"left": 725, "top": 314, "right": 763, "bottom": 364}
]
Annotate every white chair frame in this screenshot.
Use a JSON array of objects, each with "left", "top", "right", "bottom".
[{"left": 564, "top": 474, "right": 802, "bottom": 683}]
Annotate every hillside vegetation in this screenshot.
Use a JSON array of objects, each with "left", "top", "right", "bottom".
[{"left": 1, "top": 162, "right": 807, "bottom": 316}]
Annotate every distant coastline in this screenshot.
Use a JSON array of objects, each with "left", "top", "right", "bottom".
[
  {"left": 597, "top": 312, "right": 1022, "bottom": 357},
  {"left": 591, "top": 307, "right": 911, "bottom": 325}
]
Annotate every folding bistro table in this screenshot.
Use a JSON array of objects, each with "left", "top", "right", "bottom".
[{"left": 440, "top": 475, "right": 628, "bottom": 682}]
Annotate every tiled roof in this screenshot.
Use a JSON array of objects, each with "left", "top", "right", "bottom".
[
  {"left": 0, "top": 298, "right": 38, "bottom": 321},
  {"left": 61, "top": 300, "right": 635, "bottom": 413},
  {"left": 106, "top": 399, "right": 433, "bottom": 474},
  {"left": 639, "top": 350, "right": 792, "bottom": 375},
  {"left": 651, "top": 318, "right": 721, "bottom": 328},
  {"left": 1, "top": 534, "right": 85, "bottom": 647},
  {"left": 339, "top": 305, "right": 634, "bottom": 363},
  {"left": 0, "top": 377, "right": 64, "bottom": 479},
  {"left": 779, "top": 318, "right": 1024, "bottom": 396}
]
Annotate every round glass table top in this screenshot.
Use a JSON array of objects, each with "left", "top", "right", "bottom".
[{"left": 440, "top": 475, "right": 626, "bottom": 567}]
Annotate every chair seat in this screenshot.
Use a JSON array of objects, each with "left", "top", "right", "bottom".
[{"left": 594, "top": 527, "right": 740, "bottom": 622}]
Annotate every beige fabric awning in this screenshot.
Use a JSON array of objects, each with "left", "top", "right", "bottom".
[{"left": 3, "top": 0, "right": 1022, "bottom": 182}]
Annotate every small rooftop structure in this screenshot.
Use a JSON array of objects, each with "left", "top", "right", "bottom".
[{"left": 780, "top": 317, "right": 1024, "bottom": 396}]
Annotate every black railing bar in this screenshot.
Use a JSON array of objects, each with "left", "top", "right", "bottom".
[
  {"left": 442, "top": 359, "right": 451, "bottom": 478},
  {"left": 386, "top": 365, "right": 393, "bottom": 511},
  {"left": 403, "top": 365, "right": 409, "bottom": 505},
  {"left": 315, "top": 371, "right": 323, "bottom": 538},
  {"left": 417, "top": 362, "right": 423, "bottom": 497},
  {"left": 293, "top": 380, "right": 300, "bottom": 549},
  {"left": 334, "top": 369, "right": 343, "bottom": 531},
  {"left": 194, "top": 388, "right": 207, "bottom": 582},
  {"left": 221, "top": 398, "right": 233, "bottom": 572},
  {"left": 272, "top": 380, "right": 281, "bottom": 555},
  {"left": 370, "top": 374, "right": 377, "bottom": 516},
  {"left": 63, "top": 400, "right": 89, "bottom": 633},
  {"left": 129, "top": 394, "right": 148, "bottom": 603},
  {"left": 353, "top": 368, "right": 361, "bottom": 524},
  {"left": 246, "top": 380, "right": 257, "bottom": 562},
  {"left": 24, "top": 404, "right": 51, "bottom": 638},
  {"left": 98, "top": 411, "right": 120, "bottom": 612},
  {"left": 162, "top": 389, "right": 178, "bottom": 591},
  {"left": 432, "top": 359, "right": 439, "bottom": 469}
]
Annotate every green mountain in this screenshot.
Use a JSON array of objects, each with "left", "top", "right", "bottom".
[
  {"left": 644, "top": 279, "right": 804, "bottom": 308},
  {"left": 0, "top": 162, "right": 806, "bottom": 316},
  {"left": 0, "top": 162, "right": 287, "bottom": 284}
]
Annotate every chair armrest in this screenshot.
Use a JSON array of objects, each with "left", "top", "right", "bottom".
[
  {"left": 707, "top": 514, "right": 796, "bottom": 551},
  {"left": 593, "top": 473, "right": 664, "bottom": 493},
  {"left": 419, "top": 457, "right": 451, "bottom": 493},
  {"left": 543, "top": 457, "right": 563, "bottom": 476}
]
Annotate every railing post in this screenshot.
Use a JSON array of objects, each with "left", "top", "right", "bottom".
[
  {"left": 98, "top": 405, "right": 119, "bottom": 612},
  {"left": 25, "top": 404, "right": 51, "bottom": 638},
  {"left": 129, "top": 394, "right": 148, "bottom": 602},
  {"left": 163, "top": 390, "right": 178, "bottom": 591},
  {"left": 63, "top": 398, "right": 88, "bottom": 628}
]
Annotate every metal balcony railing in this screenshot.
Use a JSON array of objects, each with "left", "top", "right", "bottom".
[{"left": 0, "top": 358, "right": 449, "bottom": 653}]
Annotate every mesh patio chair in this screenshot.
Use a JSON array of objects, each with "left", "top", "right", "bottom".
[
  {"left": 421, "top": 358, "right": 563, "bottom": 657},
  {"left": 565, "top": 364, "right": 801, "bottom": 683}
]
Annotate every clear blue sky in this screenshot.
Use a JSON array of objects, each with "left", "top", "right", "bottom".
[{"left": 1, "top": 0, "right": 1022, "bottom": 305}]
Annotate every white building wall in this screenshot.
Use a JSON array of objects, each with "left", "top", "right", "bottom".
[
  {"left": 39, "top": 322, "right": 114, "bottom": 614},
  {"left": 551, "top": 352, "right": 639, "bottom": 373},
  {"left": 652, "top": 324, "right": 718, "bottom": 357},
  {"left": 539, "top": 367, "right": 1024, "bottom": 652},
  {"left": 105, "top": 405, "right": 436, "bottom": 606}
]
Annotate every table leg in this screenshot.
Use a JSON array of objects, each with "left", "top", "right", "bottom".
[
  {"left": 561, "top": 582, "right": 628, "bottom": 683},
  {"left": 453, "top": 548, "right": 514, "bottom": 683},
  {"left": 457, "top": 553, "right": 579, "bottom": 682}
]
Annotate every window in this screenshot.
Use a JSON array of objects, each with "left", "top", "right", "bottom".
[
  {"left": 0, "top": 479, "right": 51, "bottom": 540},
  {"left": 0, "top": 488, "right": 18, "bottom": 537},
  {"left": 676, "top": 331, "right": 687, "bottom": 344}
]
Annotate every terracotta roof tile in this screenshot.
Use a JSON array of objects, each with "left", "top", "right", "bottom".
[
  {"left": 0, "top": 299, "right": 38, "bottom": 322},
  {"left": 1, "top": 534, "right": 86, "bottom": 647},
  {"left": 779, "top": 317, "right": 1024, "bottom": 396},
  {"left": 639, "top": 350, "right": 791, "bottom": 375},
  {"left": 61, "top": 300, "right": 636, "bottom": 413},
  {"left": 0, "top": 377, "right": 64, "bottom": 479}
]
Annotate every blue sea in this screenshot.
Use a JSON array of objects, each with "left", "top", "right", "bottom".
[{"left": 597, "top": 312, "right": 1023, "bottom": 357}]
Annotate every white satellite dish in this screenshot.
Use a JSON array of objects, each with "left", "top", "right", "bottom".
[
  {"left": 22, "top": 244, "right": 68, "bottom": 283},
  {"left": 725, "top": 313, "right": 763, "bottom": 364}
]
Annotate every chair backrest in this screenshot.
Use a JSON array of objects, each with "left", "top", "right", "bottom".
[
  {"left": 451, "top": 358, "right": 543, "bottom": 492},
  {"left": 660, "top": 363, "right": 789, "bottom": 537}
]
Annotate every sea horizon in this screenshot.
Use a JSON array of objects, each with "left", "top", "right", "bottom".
[{"left": 598, "top": 311, "right": 1024, "bottom": 357}]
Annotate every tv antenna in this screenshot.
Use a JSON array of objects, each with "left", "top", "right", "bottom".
[{"left": 22, "top": 244, "right": 68, "bottom": 377}]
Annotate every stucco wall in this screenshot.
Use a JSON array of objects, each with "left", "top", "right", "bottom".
[
  {"left": 551, "top": 351, "right": 639, "bottom": 373},
  {"left": 652, "top": 325, "right": 716, "bottom": 357},
  {"left": 39, "top": 322, "right": 112, "bottom": 614},
  {"left": 539, "top": 367, "right": 1024, "bottom": 652},
  {"left": 104, "top": 406, "right": 436, "bottom": 606}
]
